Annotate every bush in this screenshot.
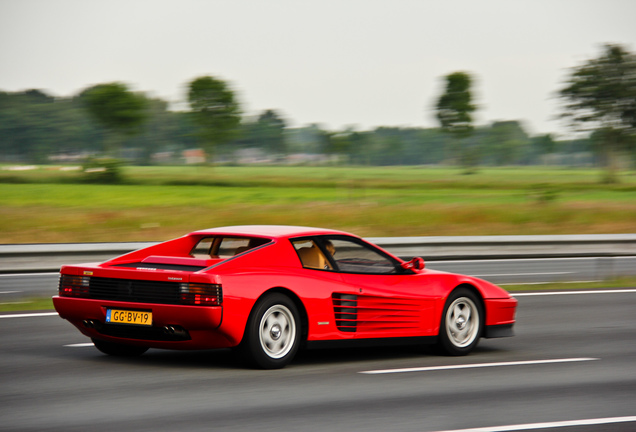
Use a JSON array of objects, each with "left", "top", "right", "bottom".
[
  {"left": 82, "top": 158, "right": 124, "bottom": 183},
  {"left": 529, "top": 183, "right": 559, "bottom": 203}
]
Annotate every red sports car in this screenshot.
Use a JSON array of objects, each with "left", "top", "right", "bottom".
[{"left": 53, "top": 225, "right": 517, "bottom": 369}]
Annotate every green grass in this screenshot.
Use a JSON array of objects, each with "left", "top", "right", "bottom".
[
  {"left": 503, "top": 277, "right": 636, "bottom": 292},
  {"left": 4, "top": 164, "right": 636, "bottom": 188},
  {"left": 1, "top": 165, "right": 636, "bottom": 243},
  {"left": 0, "top": 297, "right": 54, "bottom": 312}
]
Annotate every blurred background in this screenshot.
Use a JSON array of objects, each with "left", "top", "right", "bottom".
[
  {"left": 2, "top": 6, "right": 636, "bottom": 431},
  {"left": 1, "top": 0, "right": 635, "bottom": 243}
]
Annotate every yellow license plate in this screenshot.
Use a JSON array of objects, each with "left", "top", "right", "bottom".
[{"left": 106, "top": 309, "right": 152, "bottom": 326}]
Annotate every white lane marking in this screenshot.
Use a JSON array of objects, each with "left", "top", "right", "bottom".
[
  {"left": 0, "top": 312, "right": 58, "bottom": 319},
  {"left": 0, "top": 272, "right": 58, "bottom": 278},
  {"left": 64, "top": 343, "right": 94, "bottom": 347},
  {"left": 471, "top": 272, "right": 573, "bottom": 277},
  {"left": 500, "top": 280, "right": 601, "bottom": 286},
  {"left": 359, "top": 358, "right": 599, "bottom": 375},
  {"left": 0, "top": 291, "right": 21, "bottom": 294},
  {"left": 513, "top": 289, "right": 636, "bottom": 297},
  {"left": 431, "top": 415, "right": 636, "bottom": 432}
]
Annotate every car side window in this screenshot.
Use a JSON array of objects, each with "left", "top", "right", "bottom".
[
  {"left": 191, "top": 237, "right": 214, "bottom": 258},
  {"left": 191, "top": 236, "right": 269, "bottom": 258},
  {"left": 327, "top": 238, "right": 397, "bottom": 274},
  {"left": 292, "top": 239, "right": 333, "bottom": 270}
]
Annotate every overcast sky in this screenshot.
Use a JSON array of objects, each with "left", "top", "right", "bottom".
[{"left": 1, "top": 0, "right": 635, "bottom": 136}]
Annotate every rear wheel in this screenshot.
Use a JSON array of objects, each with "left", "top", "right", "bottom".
[
  {"left": 437, "top": 288, "right": 483, "bottom": 356},
  {"left": 240, "top": 293, "right": 300, "bottom": 369},
  {"left": 91, "top": 338, "right": 149, "bottom": 357}
]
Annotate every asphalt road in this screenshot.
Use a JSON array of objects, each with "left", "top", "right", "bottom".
[{"left": 1, "top": 289, "right": 635, "bottom": 432}]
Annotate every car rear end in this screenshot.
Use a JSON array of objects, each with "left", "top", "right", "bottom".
[{"left": 53, "top": 262, "right": 232, "bottom": 350}]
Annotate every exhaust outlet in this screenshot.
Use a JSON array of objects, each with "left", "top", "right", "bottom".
[{"left": 83, "top": 319, "right": 98, "bottom": 329}]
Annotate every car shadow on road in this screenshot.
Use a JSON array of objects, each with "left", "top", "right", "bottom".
[
  {"left": 293, "top": 343, "right": 510, "bottom": 367},
  {"left": 84, "top": 347, "right": 241, "bottom": 370},
  {"left": 77, "top": 342, "right": 512, "bottom": 371}
]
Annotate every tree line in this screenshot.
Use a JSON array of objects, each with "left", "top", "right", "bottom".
[{"left": 1, "top": 44, "right": 634, "bottom": 180}]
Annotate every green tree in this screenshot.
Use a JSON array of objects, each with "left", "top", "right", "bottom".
[
  {"left": 123, "top": 98, "right": 189, "bottom": 165},
  {"left": 324, "top": 128, "right": 358, "bottom": 165},
  {"left": 80, "top": 82, "right": 148, "bottom": 156},
  {"left": 558, "top": 43, "right": 636, "bottom": 182},
  {"left": 256, "top": 110, "right": 287, "bottom": 156},
  {"left": 435, "top": 72, "right": 478, "bottom": 172},
  {"left": 0, "top": 89, "right": 93, "bottom": 163},
  {"left": 187, "top": 76, "right": 241, "bottom": 163},
  {"left": 529, "top": 134, "right": 558, "bottom": 165},
  {"left": 484, "top": 121, "right": 530, "bottom": 165}
]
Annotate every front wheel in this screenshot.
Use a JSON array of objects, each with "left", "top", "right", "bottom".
[
  {"left": 91, "top": 338, "right": 149, "bottom": 357},
  {"left": 437, "top": 288, "right": 483, "bottom": 356},
  {"left": 240, "top": 293, "right": 300, "bottom": 369}
]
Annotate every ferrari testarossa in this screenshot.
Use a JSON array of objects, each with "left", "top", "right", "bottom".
[{"left": 53, "top": 225, "right": 517, "bottom": 369}]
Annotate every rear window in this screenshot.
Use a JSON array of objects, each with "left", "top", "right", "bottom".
[{"left": 190, "top": 236, "right": 270, "bottom": 259}]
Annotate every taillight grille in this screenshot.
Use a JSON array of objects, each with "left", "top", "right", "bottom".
[
  {"left": 58, "top": 275, "right": 222, "bottom": 306},
  {"left": 179, "top": 283, "right": 222, "bottom": 306},
  {"left": 59, "top": 275, "right": 90, "bottom": 297},
  {"left": 89, "top": 277, "right": 180, "bottom": 304}
]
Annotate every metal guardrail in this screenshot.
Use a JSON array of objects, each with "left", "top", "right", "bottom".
[
  {"left": 1, "top": 234, "right": 636, "bottom": 273},
  {"left": 369, "top": 234, "right": 636, "bottom": 260}
]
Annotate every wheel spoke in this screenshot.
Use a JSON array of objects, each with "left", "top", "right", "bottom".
[
  {"left": 453, "top": 304, "right": 462, "bottom": 319},
  {"left": 463, "top": 304, "right": 472, "bottom": 322},
  {"left": 449, "top": 320, "right": 460, "bottom": 334},
  {"left": 261, "top": 329, "right": 274, "bottom": 347}
]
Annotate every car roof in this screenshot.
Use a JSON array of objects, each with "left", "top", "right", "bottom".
[{"left": 190, "top": 225, "right": 353, "bottom": 239}]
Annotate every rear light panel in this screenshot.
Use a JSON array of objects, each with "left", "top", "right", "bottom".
[
  {"left": 58, "top": 274, "right": 223, "bottom": 307},
  {"left": 59, "top": 275, "right": 90, "bottom": 298},
  {"left": 179, "top": 283, "right": 222, "bottom": 306}
]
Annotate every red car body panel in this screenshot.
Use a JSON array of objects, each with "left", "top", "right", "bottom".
[{"left": 53, "top": 225, "right": 517, "bottom": 353}]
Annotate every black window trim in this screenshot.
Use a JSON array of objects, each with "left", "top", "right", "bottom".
[
  {"left": 290, "top": 234, "right": 406, "bottom": 275},
  {"left": 190, "top": 235, "right": 273, "bottom": 258}
]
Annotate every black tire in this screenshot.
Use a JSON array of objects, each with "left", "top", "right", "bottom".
[
  {"left": 91, "top": 338, "right": 149, "bottom": 357},
  {"left": 240, "top": 293, "right": 301, "bottom": 369},
  {"left": 436, "top": 288, "right": 483, "bottom": 356}
]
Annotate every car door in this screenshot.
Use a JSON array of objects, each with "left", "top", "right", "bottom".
[
  {"left": 320, "top": 236, "right": 437, "bottom": 338},
  {"left": 290, "top": 238, "right": 358, "bottom": 340}
]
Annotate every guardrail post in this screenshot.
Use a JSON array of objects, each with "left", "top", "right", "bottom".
[{"left": 596, "top": 256, "right": 614, "bottom": 281}]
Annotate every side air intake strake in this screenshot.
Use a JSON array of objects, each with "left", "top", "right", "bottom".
[
  {"left": 332, "top": 293, "right": 358, "bottom": 332},
  {"left": 332, "top": 293, "right": 422, "bottom": 333}
]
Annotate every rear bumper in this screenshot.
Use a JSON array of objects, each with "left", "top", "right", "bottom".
[{"left": 53, "top": 296, "right": 233, "bottom": 350}]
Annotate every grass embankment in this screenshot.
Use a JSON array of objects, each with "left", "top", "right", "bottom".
[
  {"left": 0, "top": 297, "right": 54, "bottom": 312},
  {"left": 1, "top": 165, "right": 636, "bottom": 243}
]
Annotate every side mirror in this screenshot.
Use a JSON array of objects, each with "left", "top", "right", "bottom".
[{"left": 401, "top": 257, "right": 425, "bottom": 271}]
